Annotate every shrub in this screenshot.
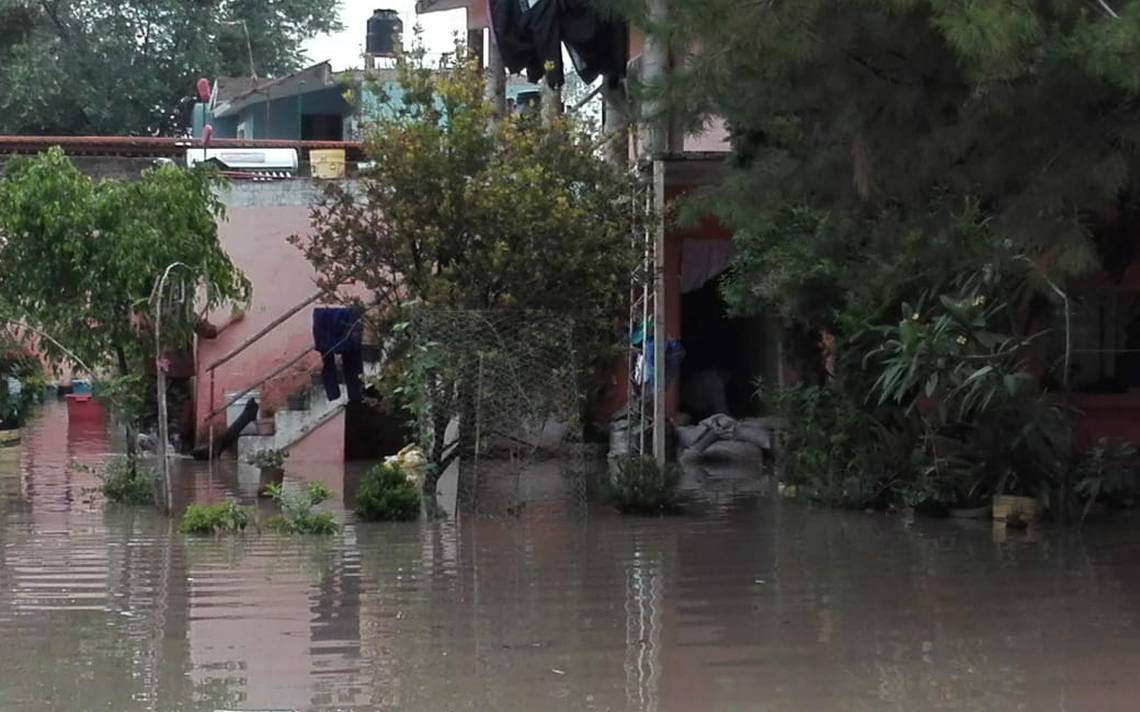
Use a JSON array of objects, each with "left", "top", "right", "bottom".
[
  {"left": 1073, "top": 438, "right": 1140, "bottom": 521},
  {"left": 606, "top": 456, "right": 684, "bottom": 515},
  {"left": 768, "top": 382, "right": 911, "bottom": 509},
  {"left": 355, "top": 462, "right": 421, "bottom": 522},
  {"left": 246, "top": 448, "right": 288, "bottom": 469},
  {"left": 264, "top": 482, "right": 338, "bottom": 534},
  {"left": 97, "top": 457, "right": 155, "bottom": 505},
  {"left": 180, "top": 500, "right": 253, "bottom": 535}
]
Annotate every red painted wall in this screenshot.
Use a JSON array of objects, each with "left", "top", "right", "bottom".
[{"left": 598, "top": 182, "right": 732, "bottom": 422}]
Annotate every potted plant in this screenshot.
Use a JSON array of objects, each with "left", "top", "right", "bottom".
[
  {"left": 246, "top": 448, "right": 288, "bottom": 496},
  {"left": 286, "top": 389, "right": 309, "bottom": 411}
]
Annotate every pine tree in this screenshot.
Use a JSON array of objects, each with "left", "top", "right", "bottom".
[{"left": 632, "top": 0, "right": 1140, "bottom": 333}]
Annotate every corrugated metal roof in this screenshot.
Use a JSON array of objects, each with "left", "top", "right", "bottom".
[
  {"left": 213, "top": 62, "right": 341, "bottom": 118},
  {"left": 416, "top": 0, "right": 471, "bottom": 13}
]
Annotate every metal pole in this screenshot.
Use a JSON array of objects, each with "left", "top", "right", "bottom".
[
  {"left": 208, "top": 371, "right": 216, "bottom": 484},
  {"left": 643, "top": 0, "right": 670, "bottom": 465},
  {"left": 152, "top": 262, "right": 192, "bottom": 513},
  {"left": 642, "top": 0, "right": 670, "bottom": 158},
  {"left": 651, "top": 160, "right": 667, "bottom": 466},
  {"left": 474, "top": 352, "right": 484, "bottom": 512}
]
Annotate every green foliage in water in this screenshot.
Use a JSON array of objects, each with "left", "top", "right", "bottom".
[
  {"left": 1073, "top": 439, "right": 1140, "bottom": 522},
  {"left": 606, "top": 456, "right": 684, "bottom": 515},
  {"left": 264, "top": 482, "right": 338, "bottom": 534},
  {"left": 354, "top": 462, "right": 421, "bottom": 522},
  {"left": 767, "top": 381, "right": 916, "bottom": 510},
  {"left": 0, "top": 341, "right": 44, "bottom": 427},
  {"left": 245, "top": 447, "right": 288, "bottom": 470},
  {"left": 97, "top": 457, "right": 155, "bottom": 505},
  {"left": 179, "top": 500, "right": 253, "bottom": 535}
]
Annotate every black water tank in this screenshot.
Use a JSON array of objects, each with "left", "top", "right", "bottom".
[{"left": 366, "top": 9, "right": 402, "bottom": 58}]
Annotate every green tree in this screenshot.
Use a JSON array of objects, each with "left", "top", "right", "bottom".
[
  {"left": 0, "top": 148, "right": 250, "bottom": 471},
  {"left": 293, "top": 45, "right": 640, "bottom": 493},
  {"left": 621, "top": 0, "right": 1140, "bottom": 512},
  {"left": 0, "top": 0, "right": 342, "bottom": 135},
  {"left": 633, "top": 0, "right": 1140, "bottom": 349}
]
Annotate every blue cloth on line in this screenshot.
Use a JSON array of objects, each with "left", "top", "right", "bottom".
[{"left": 313, "top": 307, "right": 363, "bottom": 355}]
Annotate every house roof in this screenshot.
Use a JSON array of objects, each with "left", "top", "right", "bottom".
[
  {"left": 213, "top": 62, "right": 345, "bottom": 118},
  {"left": 415, "top": 0, "right": 470, "bottom": 13},
  {"left": 212, "top": 76, "right": 262, "bottom": 106}
]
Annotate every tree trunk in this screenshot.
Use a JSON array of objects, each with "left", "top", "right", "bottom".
[
  {"left": 424, "top": 407, "right": 450, "bottom": 495},
  {"left": 115, "top": 347, "right": 139, "bottom": 461}
]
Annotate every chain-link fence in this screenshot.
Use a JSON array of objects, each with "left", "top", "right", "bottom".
[{"left": 408, "top": 309, "right": 590, "bottom": 515}]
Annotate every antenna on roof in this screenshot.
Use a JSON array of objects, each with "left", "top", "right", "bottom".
[{"left": 221, "top": 19, "right": 258, "bottom": 80}]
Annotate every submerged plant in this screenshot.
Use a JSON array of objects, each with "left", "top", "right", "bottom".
[
  {"left": 264, "top": 482, "right": 338, "bottom": 534},
  {"left": 180, "top": 500, "right": 253, "bottom": 535},
  {"left": 246, "top": 448, "right": 288, "bottom": 470},
  {"left": 606, "top": 456, "right": 684, "bottom": 515},
  {"left": 90, "top": 456, "right": 155, "bottom": 505},
  {"left": 354, "top": 462, "right": 421, "bottom": 522}
]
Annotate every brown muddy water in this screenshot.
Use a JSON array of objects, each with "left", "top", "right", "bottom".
[{"left": 2, "top": 406, "right": 1140, "bottom": 711}]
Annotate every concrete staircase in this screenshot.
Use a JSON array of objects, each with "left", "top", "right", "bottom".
[{"left": 235, "top": 362, "right": 380, "bottom": 462}]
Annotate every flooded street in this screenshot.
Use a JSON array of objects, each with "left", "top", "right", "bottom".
[{"left": 2, "top": 406, "right": 1140, "bottom": 711}]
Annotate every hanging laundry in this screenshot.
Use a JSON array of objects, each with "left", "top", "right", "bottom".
[
  {"left": 489, "top": 0, "right": 542, "bottom": 81},
  {"left": 640, "top": 338, "right": 686, "bottom": 386},
  {"left": 560, "top": 0, "right": 628, "bottom": 88},
  {"left": 488, "top": 0, "right": 628, "bottom": 89},
  {"left": 526, "top": 0, "right": 565, "bottom": 87},
  {"left": 313, "top": 307, "right": 365, "bottom": 402}
]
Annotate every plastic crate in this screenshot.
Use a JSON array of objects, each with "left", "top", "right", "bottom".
[{"left": 65, "top": 393, "right": 106, "bottom": 422}]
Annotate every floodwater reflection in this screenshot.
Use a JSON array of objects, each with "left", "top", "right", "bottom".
[{"left": 1, "top": 404, "right": 1140, "bottom": 711}]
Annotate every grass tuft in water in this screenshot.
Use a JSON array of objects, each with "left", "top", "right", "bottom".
[
  {"left": 94, "top": 456, "right": 154, "bottom": 505},
  {"left": 354, "top": 462, "right": 421, "bottom": 522},
  {"left": 606, "top": 456, "right": 684, "bottom": 515},
  {"left": 180, "top": 500, "right": 253, "bottom": 535},
  {"left": 264, "top": 482, "right": 339, "bottom": 534}
]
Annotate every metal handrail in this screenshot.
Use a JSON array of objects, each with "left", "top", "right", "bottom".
[
  {"left": 205, "top": 288, "right": 326, "bottom": 467},
  {"left": 206, "top": 344, "right": 314, "bottom": 421},
  {"left": 204, "top": 288, "right": 328, "bottom": 479},
  {"left": 204, "top": 304, "right": 370, "bottom": 477},
  {"left": 206, "top": 289, "right": 325, "bottom": 373}
]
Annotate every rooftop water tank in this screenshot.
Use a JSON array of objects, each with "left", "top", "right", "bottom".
[{"left": 366, "top": 9, "right": 402, "bottom": 58}]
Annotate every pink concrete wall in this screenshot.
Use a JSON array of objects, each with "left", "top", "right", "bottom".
[
  {"left": 194, "top": 201, "right": 325, "bottom": 446},
  {"left": 684, "top": 118, "right": 730, "bottom": 153}
]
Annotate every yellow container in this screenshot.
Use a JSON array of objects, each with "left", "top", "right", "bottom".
[
  {"left": 992, "top": 495, "right": 1040, "bottom": 522},
  {"left": 310, "top": 149, "right": 346, "bottom": 179}
]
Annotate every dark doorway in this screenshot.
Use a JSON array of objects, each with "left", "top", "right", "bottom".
[
  {"left": 679, "top": 279, "right": 770, "bottom": 421},
  {"left": 302, "top": 114, "right": 344, "bottom": 141},
  {"left": 344, "top": 400, "right": 412, "bottom": 461}
]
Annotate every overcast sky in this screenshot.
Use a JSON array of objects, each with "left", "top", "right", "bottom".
[{"left": 303, "top": 1, "right": 468, "bottom": 71}]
